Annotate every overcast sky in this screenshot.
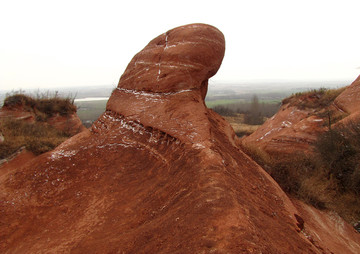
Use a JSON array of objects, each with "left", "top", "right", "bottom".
[{"left": 1, "top": 0, "right": 359, "bottom": 91}]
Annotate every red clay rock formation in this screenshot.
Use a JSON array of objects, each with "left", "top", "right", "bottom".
[
  {"left": 1, "top": 24, "right": 359, "bottom": 253},
  {"left": 0, "top": 106, "right": 36, "bottom": 123},
  {"left": 334, "top": 75, "right": 360, "bottom": 124},
  {"left": 0, "top": 147, "right": 36, "bottom": 178},
  {"left": 46, "top": 113, "right": 85, "bottom": 136},
  {"left": 106, "top": 23, "right": 227, "bottom": 145},
  {"left": 242, "top": 77, "right": 360, "bottom": 156},
  {"left": 293, "top": 199, "right": 360, "bottom": 254},
  {"left": 334, "top": 75, "right": 360, "bottom": 114},
  {"left": 242, "top": 104, "right": 324, "bottom": 155}
]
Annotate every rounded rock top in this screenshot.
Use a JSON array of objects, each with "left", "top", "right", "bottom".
[{"left": 118, "top": 23, "right": 225, "bottom": 94}]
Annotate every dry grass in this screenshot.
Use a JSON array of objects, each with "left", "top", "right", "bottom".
[
  {"left": 223, "top": 114, "right": 261, "bottom": 137},
  {"left": 0, "top": 118, "right": 70, "bottom": 159},
  {"left": 298, "top": 172, "right": 360, "bottom": 222},
  {"left": 3, "top": 92, "right": 77, "bottom": 120},
  {"left": 241, "top": 128, "right": 360, "bottom": 223},
  {"left": 282, "top": 87, "right": 346, "bottom": 109}
]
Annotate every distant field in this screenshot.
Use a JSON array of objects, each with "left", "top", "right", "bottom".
[
  {"left": 70, "top": 81, "right": 345, "bottom": 125},
  {"left": 205, "top": 99, "right": 243, "bottom": 107},
  {"left": 75, "top": 100, "right": 107, "bottom": 124},
  {"left": 223, "top": 114, "right": 261, "bottom": 137},
  {"left": 74, "top": 95, "right": 282, "bottom": 125},
  {"left": 205, "top": 97, "right": 282, "bottom": 108}
]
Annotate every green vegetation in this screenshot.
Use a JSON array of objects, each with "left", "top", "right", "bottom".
[
  {"left": 315, "top": 121, "right": 360, "bottom": 194},
  {"left": 0, "top": 118, "right": 70, "bottom": 158},
  {"left": 242, "top": 119, "right": 360, "bottom": 223},
  {"left": 75, "top": 100, "right": 107, "bottom": 127},
  {"left": 211, "top": 95, "right": 280, "bottom": 127},
  {"left": 211, "top": 105, "right": 236, "bottom": 116},
  {"left": 205, "top": 99, "right": 242, "bottom": 108}
]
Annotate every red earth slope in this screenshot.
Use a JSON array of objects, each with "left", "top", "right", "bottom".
[
  {"left": 242, "top": 76, "right": 360, "bottom": 156},
  {"left": 1, "top": 24, "right": 359, "bottom": 253}
]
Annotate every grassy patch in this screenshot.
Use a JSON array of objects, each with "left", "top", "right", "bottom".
[
  {"left": 205, "top": 99, "right": 241, "bottom": 108},
  {"left": 0, "top": 118, "right": 70, "bottom": 158},
  {"left": 3, "top": 92, "right": 77, "bottom": 120},
  {"left": 282, "top": 87, "right": 346, "bottom": 109},
  {"left": 223, "top": 115, "right": 260, "bottom": 137}
]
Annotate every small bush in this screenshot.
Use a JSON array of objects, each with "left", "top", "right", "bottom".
[
  {"left": 242, "top": 144, "right": 316, "bottom": 197},
  {"left": 314, "top": 120, "right": 360, "bottom": 194},
  {"left": 3, "top": 94, "right": 36, "bottom": 110}
]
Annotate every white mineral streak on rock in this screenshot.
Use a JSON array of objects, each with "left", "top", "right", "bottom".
[
  {"left": 165, "top": 44, "right": 177, "bottom": 49},
  {"left": 116, "top": 87, "right": 192, "bottom": 97},
  {"left": 290, "top": 109, "right": 301, "bottom": 116},
  {"left": 156, "top": 63, "right": 161, "bottom": 80},
  {"left": 281, "top": 121, "right": 292, "bottom": 128},
  {"left": 193, "top": 143, "right": 205, "bottom": 149},
  {"left": 97, "top": 143, "right": 133, "bottom": 149},
  {"left": 164, "top": 33, "right": 168, "bottom": 49},
  {"left": 120, "top": 68, "right": 149, "bottom": 82},
  {"left": 256, "top": 128, "right": 282, "bottom": 141},
  {"left": 311, "top": 118, "right": 323, "bottom": 122},
  {"left": 132, "top": 60, "right": 199, "bottom": 70},
  {"left": 51, "top": 149, "right": 77, "bottom": 160}
]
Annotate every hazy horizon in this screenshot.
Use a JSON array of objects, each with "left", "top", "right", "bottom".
[
  {"left": 1, "top": 0, "right": 359, "bottom": 91},
  {"left": 0, "top": 78, "right": 355, "bottom": 93}
]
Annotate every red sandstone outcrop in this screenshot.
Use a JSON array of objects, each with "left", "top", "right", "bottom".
[
  {"left": 242, "top": 77, "right": 360, "bottom": 155},
  {"left": 241, "top": 104, "right": 326, "bottom": 155},
  {"left": 0, "top": 147, "right": 36, "bottom": 178},
  {"left": 334, "top": 75, "right": 360, "bottom": 124},
  {"left": 334, "top": 75, "right": 360, "bottom": 114},
  {"left": 1, "top": 24, "right": 359, "bottom": 253},
  {"left": 46, "top": 113, "right": 86, "bottom": 135}
]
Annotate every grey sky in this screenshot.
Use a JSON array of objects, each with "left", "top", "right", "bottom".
[{"left": 1, "top": 0, "right": 359, "bottom": 91}]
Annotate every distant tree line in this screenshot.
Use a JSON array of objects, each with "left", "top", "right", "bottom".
[{"left": 212, "top": 95, "right": 280, "bottom": 125}]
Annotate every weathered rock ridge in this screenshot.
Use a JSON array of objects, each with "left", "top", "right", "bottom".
[
  {"left": 335, "top": 75, "right": 360, "bottom": 115},
  {"left": 242, "top": 76, "right": 360, "bottom": 155},
  {"left": 1, "top": 24, "right": 359, "bottom": 253},
  {"left": 106, "top": 23, "right": 227, "bottom": 145}
]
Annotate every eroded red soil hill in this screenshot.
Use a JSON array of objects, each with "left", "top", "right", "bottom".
[
  {"left": 335, "top": 75, "right": 360, "bottom": 114},
  {"left": 0, "top": 103, "right": 85, "bottom": 136},
  {"left": 1, "top": 24, "right": 359, "bottom": 253},
  {"left": 242, "top": 76, "right": 360, "bottom": 156}
]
